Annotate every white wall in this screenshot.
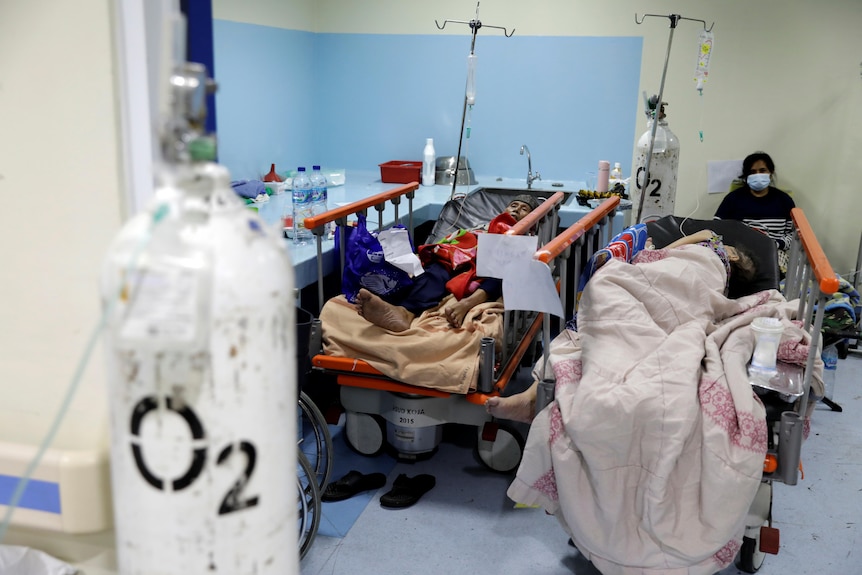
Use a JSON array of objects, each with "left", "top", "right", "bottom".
[
  {"left": 0, "top": 0, "right": 121, "bottom": 452},
  {"left": 213, "top": 0, "right": 313, "bottom": 31}
]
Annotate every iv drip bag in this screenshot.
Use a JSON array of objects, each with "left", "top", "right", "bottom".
[
  {"left": 693, "top": 30, "right": 714, "bottom": 92},
  {"left": 466, "top": 54, "right": 477, "bottom": 105}
]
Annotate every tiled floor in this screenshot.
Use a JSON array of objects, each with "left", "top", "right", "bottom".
[{"left": 301, "top": 352, "right": 862, "bottom": 575}]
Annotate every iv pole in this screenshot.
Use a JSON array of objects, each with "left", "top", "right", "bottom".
[
  {"left": 436, "top": 2, "right": 514, "bottom": 200},
  {"left": 634, "top": 13, "right": 714, "bottom": 223}
]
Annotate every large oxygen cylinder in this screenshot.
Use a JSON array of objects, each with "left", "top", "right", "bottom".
[
  {"left": 101, "top": 162, "right": 297, "bottom": 574},
  {"left": 631, "top": 115, "right": 680, "bottom": 221}
]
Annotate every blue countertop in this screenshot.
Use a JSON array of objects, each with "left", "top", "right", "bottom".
[{"left": 249, "top": 170, "right": 622, "bottom": 289}]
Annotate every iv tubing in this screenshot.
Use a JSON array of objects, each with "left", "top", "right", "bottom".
[
  {"left": 0, "top": 318, "right": 108, "bottom": 541},
  {"left": 451, "top": 27, "right": 479, "bottom": 200},
  {"left": 436, "top": 3, "right": 513, "bottom": 200},
  {"left": 0, "top": 205, "right": 168, "bottom": 542}
]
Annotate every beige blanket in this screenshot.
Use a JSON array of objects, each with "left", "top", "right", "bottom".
[
  {"left": 508, "top": 245, "right": 819, "bottom": 575},
  {"left": 320, "top": 295, "right": 504, "bottom": 394}
]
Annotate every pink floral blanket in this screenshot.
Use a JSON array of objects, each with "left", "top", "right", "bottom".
[{"left": 508, "top": 245, "right": 819, "bottom": 575}]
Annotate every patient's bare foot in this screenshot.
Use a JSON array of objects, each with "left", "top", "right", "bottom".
[
  {"left": 355, "top": 288, "right": 414, "bottom": 332},
  {"left": 485, "top": 388, "right": 537, "bottom": 424}
]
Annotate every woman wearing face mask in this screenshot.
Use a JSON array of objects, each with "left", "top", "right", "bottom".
[{"left": 714, "top": 151, "right": 795, "bottom": 273}]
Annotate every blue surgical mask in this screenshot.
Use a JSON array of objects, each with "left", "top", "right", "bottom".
[{"left": 747, "top": 173, "right": 771, "bottom": 191}]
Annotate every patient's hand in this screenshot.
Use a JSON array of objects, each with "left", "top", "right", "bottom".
[
  {"left": 665, "top": 229, "right": 716, "bottom": 250},
  {"left": 690, "top": 229, "right": 716, "bottom": 243},
  {"left": 434, "top": 289, "right": 489, "bottom": 329}
]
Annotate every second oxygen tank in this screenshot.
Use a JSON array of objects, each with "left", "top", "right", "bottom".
[{"left": 631, "top": 99, "right": 680, "bottom": 221}]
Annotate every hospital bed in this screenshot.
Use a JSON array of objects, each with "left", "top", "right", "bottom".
[
  {"left": 648, "top": 210, "right": 837, "bottom": 571},
  {"left": 521, "top": 209, "right": 837, "bottom": 574},
  {"left": 306, "top": 184, "right": 835, "bottom": 571},
  {"left": 303, "top": 183, "right": 621, "bottom": 472}
]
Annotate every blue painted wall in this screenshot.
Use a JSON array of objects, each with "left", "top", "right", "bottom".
[{"left": 213, "top": 21, "right": 642, "bottom": 183}]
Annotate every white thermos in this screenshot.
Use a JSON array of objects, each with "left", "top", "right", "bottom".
[
  {"left": 422, "top": 138, "right": 435, "bottom": 186},
  {"left": 597, "top": 160, "right": 610, "bottom": 193}
]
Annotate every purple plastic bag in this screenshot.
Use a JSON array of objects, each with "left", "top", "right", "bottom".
[{"left": 337, "top": 213, "right": 413, "bottom": 303}]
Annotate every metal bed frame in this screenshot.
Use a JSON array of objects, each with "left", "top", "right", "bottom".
[{"left": 303, "top": 184, "right": 620, "bottom": 472}]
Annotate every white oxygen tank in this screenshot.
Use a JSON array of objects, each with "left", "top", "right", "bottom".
[
  {"left": 101, "top": 61, "right": 297, "bottom": 574},
  {"left": 631, "top": 100, "right": 680, "bottom": 221},
  {"left": 101, "top": 162, "right": 297, "bottom": 575}
]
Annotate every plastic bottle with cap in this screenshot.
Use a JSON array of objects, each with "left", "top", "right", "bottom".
[
  {"left": 291, "top": 167, "right": 313, "bottom": 243},
  {"left": 422, "top": 138, "right": 435, "bottom": 187},
  {"left": 611, "top": 162, "right": 623, "bottom": 181},
  {"left": 309, "top": 165, "right": 329, "bottom": 236}
]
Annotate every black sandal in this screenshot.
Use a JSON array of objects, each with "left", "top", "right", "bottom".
[
  {"left": 321, "top": 470, "right": 387, "bottom": 502},
  {"left": 379, "top": 474, "right": 436, "bottom": 509}
]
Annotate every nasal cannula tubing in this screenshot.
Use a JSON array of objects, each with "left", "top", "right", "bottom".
[{"left": 0, "top": 204, "right": 169, "bottom": 542}]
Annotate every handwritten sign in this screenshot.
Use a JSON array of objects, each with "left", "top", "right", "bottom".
[
  {"left": 477, "top": 234, "right": 563, "bottom": 317},
  {"left": 503, "top": 259, "right": 564, "bottom": 317},
  {"left": 476, "top": 234, "right": 538, "bottom": 278}
]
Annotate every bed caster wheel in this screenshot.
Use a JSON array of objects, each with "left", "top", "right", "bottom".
[
  {"left": 476, "top": 422, "right": 524, "bottom": 473},
  {"left": 344, "top": 412, "right": 386, "bottom": 457},
  {"left": 735, "top": 519, "right": 776, "bottom": 573}
]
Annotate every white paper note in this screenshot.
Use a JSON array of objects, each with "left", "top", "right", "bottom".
[
  {"left": 476, "top": 233, "right": 538, "bottom": 279},
  {"left": 377, "top": 228, "right": 424, "bottom": 277},
  {"left": 502, "top": 259, "right": 565, "bottom": 318},
  {"left": 476, "top": 234, "right": 562, "bottom": 317},
  {"left": 707, "top": 159, "right": 743, "bottom": 194}
]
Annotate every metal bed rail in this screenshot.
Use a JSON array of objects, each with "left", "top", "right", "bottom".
[
  {"left": 782, "top": 207, "right": 839, "bottom": 420},
  {"left": 303, "top": 182, "right": 420, "bottom": 312},
  {"left": 534, "top": 196, "right": 621, "bottom": 378},
  {"left": 305, "top": 185, "right": 568, "bottom": 397},
  {"left": 733, "top": 207, "right": 842, "bottom": 570}
]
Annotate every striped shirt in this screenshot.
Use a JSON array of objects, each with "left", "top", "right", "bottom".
[{"left": 713, "top": 186, "right": 796, "bottom": 249}]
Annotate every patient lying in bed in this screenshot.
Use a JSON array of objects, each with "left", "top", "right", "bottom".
[
  {"left": 486, "top": 224, "right": 818, "bottom": 574},
  {"left": 321, "top": 194, "right": 542, "bottom": 394},
  {"left": 356, "top": 194, "right": 539, "bottom": 332},
  {"left": 487, "top": 225, "right": 757, "bottom": 422}
]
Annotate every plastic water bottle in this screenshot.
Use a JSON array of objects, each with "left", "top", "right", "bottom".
[
  {"left": 422, "top": 138, "right": 435, "bottom": 186},
  {"left": 292, "top": 167, "right": 313, "bottom": 243},
  {"left": 821, "top": 344, "right": 838, "bottom": 399},
  {"left": 309, "top": 165, "right": 329, "bottom": 236}
]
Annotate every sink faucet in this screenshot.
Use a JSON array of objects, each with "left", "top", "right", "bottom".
[{"left": 520, "top": 145, "right": 541, "bottom": 189}]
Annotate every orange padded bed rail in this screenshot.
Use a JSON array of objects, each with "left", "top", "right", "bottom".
[
  {"left": 535, "top": 196, "right": 619, "bottom": 264},
  {"left": 507, "top": 191, "right": 567, "bottom": 236},
  {"left": 311, "top": 311, "right": 540, "bottom": 402},
  {"left": 311, "top": 189, "right": 569, "bottom": 401},
  {"left": 303, "top": 182, "right": 420, "bottom": 231},
  {"left": 791, "top": 208, "right": 839, "bottom": 296}
]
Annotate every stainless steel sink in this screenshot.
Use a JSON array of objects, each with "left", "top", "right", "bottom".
[{"left": 428, "top": 182, "right": 584, "bottom": 243}]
